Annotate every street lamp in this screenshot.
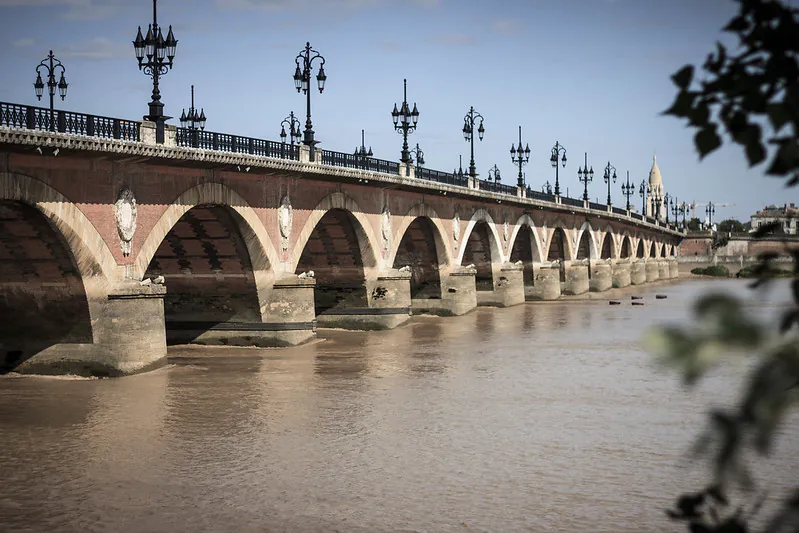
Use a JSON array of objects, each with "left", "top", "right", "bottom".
[
  {"left": 132, "top": 0, "right": 178, "bottom": 145},
  {"left": 509, "top": 126, "right": 530, "bottom": 188},
  {"left": 639, "top": 180, "right": 648, "bottom": 217},
  {"left": 391, "top": 78, "right": 419, "bottom": 171},
  {"left": 410, "top": 143, "right": 424, "bottom": 173},
  {"left": 577, "top": 152, "right": 594, "bottom": 202},
  {"left": 354, "top": 129, "right": 373, "bottom": 158},
  {"left": 671, "top": 196, "right": 680, "bottom": 227},
  {"left": 603, "top": 161, "right": 617, "bottom": 206},
  {"left": 542, "top": 180, "right": 553, "bottom": 195},
  {"left": 621, "top": 171, "right": 635, "bottom": 211},
  {"left": 682, "top": 201, "right": 689, "bottom": 228},
  {"left": 179, "top": 85, "right": 205, "bottom": 148},
  {"left": 706, "top": 202, "right": 716, "bottom": 227},
  {"left": 279, "top": 111, "right": 301, "bottom": 145},
  {"left": 293, "top": 41, "right": 326, "bottom": 159},
  {"left": 462, "top": 106, "right": 485, "bottom": 178},
  {"left": 488, "top": 164, "right": 501, "bottom": 184},
  {"left": 33, "top": 50, "right": 67, "bottom": 132},
  {"left": 651, "top": 191, "right": 663, "bottom": 221},
  {"left": 453, "top": 154, "right": 466, "bottom": 180},
  {"left": 549, "top": 141, "right": 567, "bottom": 196},
  {"left": 664, "top": 193, "right": 672, "bottom": 224}
]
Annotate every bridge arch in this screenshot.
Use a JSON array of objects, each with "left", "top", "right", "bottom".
[
  {"left": 575, "top": 221, "right": 599, "bottom": 260},
  {"left": 457, "top": 208, "right": 503, "bottom": 265},
  {"left": 649, "top": 241, "right": 657, "bottom": 258},
  {"left": 544, "top": 220, "right": 574, "bottom": 262},
  {"left": 390, "top": 203, "right": 451, "bottom": 299},
  {"left": 508, "top": 214, "right": 545, "bottom": 289},
  {"left": 1, "top": 172, "right": 116, "bottom": 282},
  {"left": 619, "top": 232, "right": 633, "bottom": 258},
  {"left": 458, "top": 208, "right": 503, "bottom": 291},
  {"left": 635, "top": 238, "right": 645, "bottom": 259},
  {"left": 0, "top": 172, "right": 114, "bottom": 371},
  {"left": 598, "top": 227, "right": 617, "bottom": 259},
  {"left": 134, "top": 182, "right": 278, "bottom": 281},
  {"left": 507, "top": 214, "right": 545, "bottom": 264}
]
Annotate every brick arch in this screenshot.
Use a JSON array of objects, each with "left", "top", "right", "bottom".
[
  {"left": 599, "top": 232, "right": 615, "bottom": 259},
  {"left": 388, "top": 202, "right": 452, "bottom": 269},
  {"left": 134, "top": 182, "right": 277, "bottom": 281},
  {"left": 649, "top": 241, "right": 657, "bottom": 258},
  {"left": 636, "top": 238, "right": 646, "bottom": 258},
  {"left": 290, "top": 191, "right": 379, "bottom": 274},
  {"left": 507, "top": 214, "right": 544, "bottom": 263},
  {"left": 0, "top": 172, "right": 116, "bottom": 282},
  {"left": 575, "top": 221, "right": 599, "bottom": 260},
  {"left": 457, "top": 208, "right": 503, "bottom": 265}
]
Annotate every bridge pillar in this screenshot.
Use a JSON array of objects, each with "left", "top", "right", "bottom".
[
  {"left": 13, "top": 280, "right": 168, "bottom": 377},
  {"left": 529, "top": 263, "right": 561, "bottom": 300},
  {"left": 431, "top": 267, "right": 478, "bottom": 316},
  {"left": 631, "top": 260, "right": 647, "bottom": 285},
  {"left": 589, "top": 260, "right": 613, "bottom": 292},
  {"left": 611, "top": 260, "right": 632, "bottom": 288},
  {"left": 657, "top": 260, "right": 670, "bottom": 280},
  {"left": 476, "top": 263, "right": 525, "bottom": 308},
  {"left": 669, "top": 259, "right": 679, "bottom": 279},
  {"left": 645, "top": 260, "right": 660, "bottom": 282},
  {"left": 317, "top": 270, "right": 412, "bottom": 330},
  {"left": 563, "top": 260, "right": 589, "bottom": 296}
]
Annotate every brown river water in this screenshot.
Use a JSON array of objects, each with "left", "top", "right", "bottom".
[{"left": 1, "top": 279, "right": 797, "bottom": 533}]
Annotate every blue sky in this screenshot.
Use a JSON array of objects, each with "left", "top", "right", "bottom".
[{"left": 0, "top": 0, "right": 796, "bottom": 221}]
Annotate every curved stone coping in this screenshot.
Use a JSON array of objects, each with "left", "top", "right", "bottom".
[
  {"left": 0, "top": 127, "right": 682, "bottom": 238},
  {"left": 165, "top": 320, "right": 316, "bottom": 331}
]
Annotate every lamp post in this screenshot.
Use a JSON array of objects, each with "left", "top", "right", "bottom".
[
  {"left": 706, "top": 202, "right": 716, "bottom": 227},
  {"left": 651, "top": 191, "right": 663, "bottom": 221},
  {"left": 454, "top": 155, "right": 466, "bottom": 180},
  {"left": 293, "top": 41, "right": 326, "bottom": 159},
  {"left": 179, "top": 85, "right": 206, "bottom": 148},
  {"left": 621, "top": 171, "right": 635, "bottom": 211},
  {"left": 392, "top": 78, "right": 419, "bottom": 171},
  {"left": 132, "top": 0, "right": 177, "bottom": 145},
  {"left": 639, "top": 180, "right": 648, "bottom": 217},
  {"left": 410, "top": 143, "right": 424, "bottom": 174},
  {"left": 664, "top": 193, "right": 672, "bottom": 224},
  {"left": 671, "top": 196, "right": 680, "bottom": 227},
  {"left": 682, "top": 201, "right": 689, "bottom": 228},
  {"left": 549, "top": 141, "right": 567, "bottom": 196},
  {"left": 280, "top": 111, "right": 301, "bottom": 145},
  {"left": 33, "top": 50, "right": 68, "bottom": 132},
  {"left": 462, "top": 106, "right": 485, "bottom": 178},
  {"left": 603, "top": 161, "right": 617, "bottom": 206},
  {"left": 509, "top": 126, "right": 530, "bottom": 188},
  {"left": 542, "top": 180, "right": 553, "bottom": 195},
  {"left": 488, "top": 164, "right": 501, "bottom": 184},
  {"left": 577, "top": 152, "right": 594, "bottom": 202},
  {"left": 354, "top": 129, "right": 373, "bottom": 158}
]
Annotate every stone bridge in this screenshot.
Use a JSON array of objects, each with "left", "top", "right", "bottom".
[{"left": 0, "top": 104, "right": 682, "bottom": 376}]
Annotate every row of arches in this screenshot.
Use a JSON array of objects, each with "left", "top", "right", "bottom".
[{"left": 0, "top": 174, "right": 678, "bottom": 371}]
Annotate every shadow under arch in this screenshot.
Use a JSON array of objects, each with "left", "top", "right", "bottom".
[
  {"left": 546, "top": 226, "right": 570, "bottom": 282},
  {"left": 391, "top": 206, "right": 450, "bottom": 299},
  {"left": 134, "top": 182, "right": 278, "bottom": 281},
  {"left": 575, "top": 221, "right": 598, "bottom": 260},
  {"left": 636, "top": 239, "right": 645, "bottom": 259},
  {"left": 619, "top": 234, "right": 633, "bottom": 258},
  {"left": 649, "top": 241, "right": 657, "bottom": 258},
  {"left": 0, "top": 173, "right": 115, "bottom": 372},
  {"left": 508, "top": 215, "right": 544, "bottom": 289},
  {"left": 599, "top": 231, "right": 615, "bottom": 259},
  {"left": 458, "top": 209, "right": 503, "bottom": 291},
  {"left": 293, "top": 197, "right": 379, "bottom": 315}
]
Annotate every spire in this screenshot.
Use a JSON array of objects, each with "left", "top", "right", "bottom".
[{"left": 649, "top": 153, "right": 662, "bottom": 186}]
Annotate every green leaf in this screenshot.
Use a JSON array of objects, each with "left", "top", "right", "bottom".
[
  {"left": 689, "top": 100, "right": 710, "bottom": 127},
  {"left": 745, "top": 139, "right": 766, "bottom": 166},
  {"left": 664, "top": 91, "right": 696, "bottom": 118},
  {"left": 695, "top": 126, "right": 722, "bottom": 158},
  {"left": 766, "top": 140, "right": 799, "bottom": 176},
  {"left": 724, "top": 15, "right": 748, "bottom": 32},
  {"left": 766, "top": 103, "right": 791, "bottom": 131},
  {"left": 672, "top": 65, "right": 695, "bottom": 90}
]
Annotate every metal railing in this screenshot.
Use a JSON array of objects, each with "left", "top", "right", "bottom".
[
  {"left": 560, "top": 196, "right": 584, "bottom": 208},
  {"left": 479, "top": 180, "right": 517, "bottom": 196},
  {"left": 1, "top": 101, "right": 140, "bottom": 141},
  {"left": 175, "top": 128, "right": 297, "bottom": 160},
  {"left": 416, "top": 167, "right": 469, "bottom": 187},
  {"left": 320, "top": 149, "right": 398, "bottom": 174},
  {"left": 0, "top": 100, "right": 678, "bottom": 232}
]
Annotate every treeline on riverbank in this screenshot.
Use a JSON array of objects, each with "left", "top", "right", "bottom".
[{"left": 690, "top": 264, "right": 796, "bottom": 278}]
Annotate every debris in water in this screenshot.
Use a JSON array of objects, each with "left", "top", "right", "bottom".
[
  {"left": 631, "top": 296, "right": 643, "bottom": 300},
  {"left": 656, "top": 294, "right": 667, "bottom": 299},
  {"left": 632, "top": 302, "right": 645, "bottom": 306},
  {"left": 609, "top": 301, "right": 621, "bottom": 305}
]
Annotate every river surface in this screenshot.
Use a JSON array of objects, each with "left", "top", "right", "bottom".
[{"left": 1, "top": 279, "right": 797, "bottom": 533}]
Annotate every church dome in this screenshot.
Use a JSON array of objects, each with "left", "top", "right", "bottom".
[{"left": 648, "top": 155, "right": 662, "bottom": 186}]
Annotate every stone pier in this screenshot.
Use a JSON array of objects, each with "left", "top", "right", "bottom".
[
  {"left": 529, "top": 263, "right": 561, "bottom": 300},
  {"left": 657, "top": 260, "right": 669, "bottom": 280},
  {"left": 589, "top": 260, "right": 613, "bottom": 292},
  {"left": 645, "top": 260, "right": 660, "bottom": 282},
  {"left": 611, "top": 260, "right": 632, "bottom": 288},
  {"left": 631, "top": 261, "right": 647, "bottom": 285},
  {"left": 564, "top": 260, "right": 590, "bottom": 296}
]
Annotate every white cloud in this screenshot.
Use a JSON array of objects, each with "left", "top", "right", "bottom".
[
  {"left": 0, "top": 0, "right": 129, "bottom": 20},
  {"left": 429, "top": 33, "right": 477, "bottom": 47},
  {"left": 60, "top": 37, "right": 131, "bottom": 61},
  {"left": 11, "top": 37, "right": 35, "bottom": 48}
]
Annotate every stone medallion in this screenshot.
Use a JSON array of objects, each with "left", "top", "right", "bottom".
[{"left": 113, "top": 187, "right": 137, "bottom": 257}]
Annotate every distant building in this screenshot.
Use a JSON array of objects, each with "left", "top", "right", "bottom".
[
  {"left": 647, "top": 155, "right": 665, "bottom": 219},
  {"left": 750, "top": 203, "right": 798, "bottom": 234}
]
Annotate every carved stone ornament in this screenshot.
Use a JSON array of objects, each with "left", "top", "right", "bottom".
[
  {"left": 381, "top": 205, "right": 392, "bottom": 250},
  {"left": 503, "top": 219, "right": 509, "bottom": 244},
  {"left": 113, "top": 187, "right": 137, "bottom": 257},
  {"left": 452, "top": 211, "right": 461, "bottom": 246},
  {"left": 279, "top": 195, "right": 293, "bottom": 251}
]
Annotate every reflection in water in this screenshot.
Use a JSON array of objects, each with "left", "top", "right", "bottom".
[{"left": 0, "top": 280, "right": 797, "bottom": 533}]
